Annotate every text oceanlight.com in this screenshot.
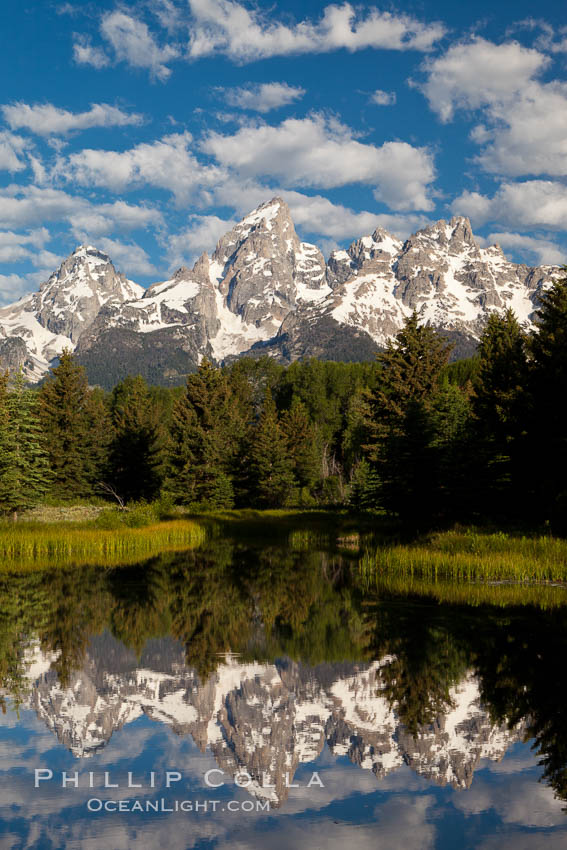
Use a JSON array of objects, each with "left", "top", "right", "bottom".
[{"left": 86, "top": 799, "right": 270, "bottom": 813}]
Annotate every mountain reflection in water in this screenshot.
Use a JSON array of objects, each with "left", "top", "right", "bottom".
[{"left": 2, "top": 529, "right": 567, "bottom": 848}]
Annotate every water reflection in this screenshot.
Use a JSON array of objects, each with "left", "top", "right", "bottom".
[
  {"left": 12, "top": 635, "right": 523, "bottom": 804},
  {"left": 2, "top": 529, "right": 567, "bottom": 848}
]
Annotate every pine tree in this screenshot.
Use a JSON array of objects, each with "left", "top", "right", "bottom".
[
  {"left": 109, "top": 375, "right": 165, "bottom": 503},
  {"left": 167, "top": 360, "right": 249, "bottom": 507},
  {"left": 348, "top": 458, "right": 381, "bottom": 511},
  {"left": 365, "top": 313, "right": 453, "bottom": 524},
  {"left": 281, "top": 399, "right": 322, "bottom": 496},
  {"left": 472, "top": 309, "right": 528, "bottom": 519},
  {"left": 474, "top": 309, "right": 528, "bottom": 442},
  {"left": 250, "top": 389, "right": 296, "bottom": 508},
  {"left": 39, "top": 350, "right": 107, "bottom": 499},
  {"left": 0, "top": 372, "right": 50, "bottom": 518}
]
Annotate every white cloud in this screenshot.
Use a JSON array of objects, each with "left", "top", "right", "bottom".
[
  {"left": 487, "top": 232, "right": 564, "bottom": 265},
  {"left": 282, "top": 190, "right": 429, "bottom": 240},
  {"left": 0, "top": 228, "right": 54, "bottom": 266},
  {"left": 0, "top": 273, "right": 34, "bottom": 304},
  {"left": 167, "top": 214, "right": 236, "bottom": 268},
  {"left": 72, "top": 36, "right": 111, "bottom": 69},
  {"left": 0, "top": 185, "right": 83, "bottom": 228},
  {"left": 418, "top": 37, "right": 567, "bottom": 179},
  {"left": 70, "top": 201, "right": 164, "bottom": 239},
  {"left": 418, "top": 37, "right": 548, "bottom": 122},
  {"left": 0, "top": 132, "right": 30, "bottom": 172},
  {"left": 452, "top": 180, "right": 567, "bottom": 231},
  {"left": 187, "top": 0, "right": 446, "bottom": 62},
  {"left": 473, "top": 80, "right": 567, "bottom": 177},
  {"left": 0, "top": 228, "right": 49, "bottom": 249},
  {"left": 93, "top": 237, "right": 157, "bottom": 275},
  {"left": 2, "top": 102, "right": 144, "bottom": 136},
  {"left": 59, "top": 132, "right": 223, "bottom": 203},
  {"left": 0, "top": 187, "right": 164, "bottom": 253},
  {"left": 202, "top": 114, "right": 435, "bottom": 210},
  {"left": 100, "top": 11, "right": 180, "bottom": 81},
  {"left": 371, "top": 89, "right": 396, "bottom": 105},
  {"left": 222, "top": 82, "right": 305, "bottom": 113}
]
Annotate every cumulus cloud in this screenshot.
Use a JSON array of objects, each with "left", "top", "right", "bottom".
[
  {"left": 0, "top": 227, "right": 49, "bottom": 250},
  {"left": 452, "top": 180, "right": 567, "bottom": 231},
  {"left": 0, "top": 228, "right": 55, "bottom": 266},
  {"left": 187, "top": 0, "right": 446, "bottom": 62},
  {"left": 90, "top": 237, "right": 157, "bottom": 275},
  {"left": 58, "top": 132, "right": 223, "bottom": 203},
  {"left": 0, "top": 273, "right": 37, "bottom": 304},
  {"left": 202, "top": 114, "right": 436, "bottom": 210},
  {"left": 69, "top": 201, "right": 164, "bottom": 240},
  {"left": 221, "top": 82, "right": 306, "bottom": 113},
  {"left": 487, "top": 232, "right": 564, "bottom": 265},
  {"left": 418, "top": 37, "right": 548, "bottom": 122},
  {"left": 418, "top": 37, "right": 567, "bottom": 179},
  {"left": 473, "top": 80, "right": 567, "bottom": 177},
  {"left": 0, "top": 186, "right": 163, "bottom": 245},
  {"left": 72, "top": 36, "right": 111, "bottom": 69},
  {"left": 0, "top": 132, "right": 30, "bottom": 171},
  {"left": 2, "top": 102, "right": 144, "bottom": 136},
  {"left": 71, "top": 2, "right": 444, "bottom": 78},
  {"left": 282, "top": 191, "right": 429, "bottom": 240},
  {"left": 167, "top": 214, "right": 237, "bottom": 268},
  {"left": 370, "top": 89, "right": 396, "bottom": 105},
  {"left": 100, "top": 11, "right": 180, "bottom": 81}
]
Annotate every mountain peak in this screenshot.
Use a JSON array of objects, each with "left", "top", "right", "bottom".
[
  {"left": 237, "top": 196, "right": 291, "bottom": 232},
  {"left": 0, "top": 198, "right": 560, "bottom": 385},
  {"left": 412, "top": 216, "right": 476, "bottom": 248},
  {"left": 70, "top": 245, "right": 113, "bottom": 263}
]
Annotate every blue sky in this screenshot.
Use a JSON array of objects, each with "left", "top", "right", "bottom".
[{"left": 1, "top": 0, "right": 566, "bottom": 303}]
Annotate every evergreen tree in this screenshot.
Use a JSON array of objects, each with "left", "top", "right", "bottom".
[
  {"left": 250, "top": 389, "right": 296, "bottom": 508},
  {"left": 348, "top": 458, "right": 381, "bottom": 512},
  {"left": 0, "top": 372, "right": 50, "bottom": 518},
  {"left": 472, "top": 309, "right": 529, "bottom": 519},
  {"left": 280, "top": 398, "right": 322, "bottom": 496},
  {"left": 527, "top": 275, "right": 567, "bottom": 532},
  {"left": 167, "top": 360, "right": 250, "bottom": 507},
  {"left": 109, "top": 375, "right": 166, "bottom": 503},
  {"left": 474, "top": 309, "right": 528, "bottom": 442},
  {"left": 430, "top": 378, "right": 474, "bottom": 520},
  {"left": 39, "top": 350, "right": 107, "bottom": 499},
  {"left": 366, "top": 313, "right": 453, "bottom": 524}
]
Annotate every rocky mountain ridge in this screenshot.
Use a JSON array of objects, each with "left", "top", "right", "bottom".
[
  {"left": 9, "top": 635, "right": 523, "bottom": 806},
  {"left": 0, "top": 199, "right": 559, "bottom": 386}
]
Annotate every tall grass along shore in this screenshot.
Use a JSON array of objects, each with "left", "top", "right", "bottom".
[
  {"left": 359, "top": 528, "right": 567, "bottom": 583},
  {"left": 0, "top": 519, "right": 205, "bottom": 571}
]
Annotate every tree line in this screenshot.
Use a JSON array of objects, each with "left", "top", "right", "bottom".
[{"left": 1, "top": 275, "right": 566, "bottom": 532}]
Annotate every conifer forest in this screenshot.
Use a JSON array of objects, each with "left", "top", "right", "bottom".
[{"left": 2, "top": 276, "right": 567, "bottom": 535}]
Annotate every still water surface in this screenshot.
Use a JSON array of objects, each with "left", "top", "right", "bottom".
[{"left": 1, "top": 523, "right": 567, "bottom": 848}]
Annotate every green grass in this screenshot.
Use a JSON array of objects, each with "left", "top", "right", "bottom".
[
  {"left": 0, "top": 519, "right": 206, "bottom": 571},
  {"left": 359, "top": 527, "right": 567, "bottom": 583}
]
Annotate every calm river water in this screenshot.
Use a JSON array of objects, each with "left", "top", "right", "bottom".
[{"left": 1, "top": 524, "right": 567, "bottom": 848}]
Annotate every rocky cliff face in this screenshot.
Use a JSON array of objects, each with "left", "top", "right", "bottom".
[
  {"left": 0, "top": 200, "right": 559, "bottom": 386},
  {"left": 10, "top": 636, "right": 523, "bottom": 806}
]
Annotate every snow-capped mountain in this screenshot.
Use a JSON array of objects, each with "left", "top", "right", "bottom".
[
  {"left": 10, "top": 636, "right": 522, "bottom": 806},
  {"left": 0, "top": 199, "right": 559, "bottom": 385},
  {"left": 0, "top": 246, "right": 143, "bottom": 381}
]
